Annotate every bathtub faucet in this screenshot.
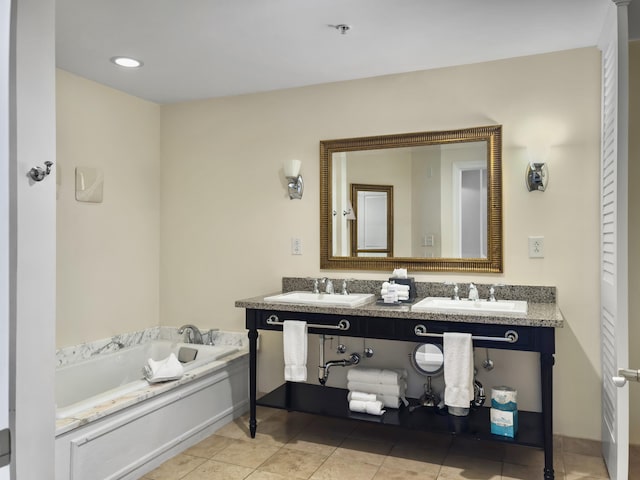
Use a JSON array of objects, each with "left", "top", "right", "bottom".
[
  {"left": 178, "top": 324, "right": 204, "bottom": 344},
  {"left": 96, "top": 339, "right": 124, "bottom": 354}
]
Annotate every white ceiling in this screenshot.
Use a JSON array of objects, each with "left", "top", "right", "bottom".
[{"left": 56, "top": 0, "right": 620, "bottom": 105}]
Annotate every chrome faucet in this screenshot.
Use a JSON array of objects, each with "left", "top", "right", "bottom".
[
  {"left": 468, "top": 283, "right": 479, "bottom": 301},
  {"left": 177, "top": 324, "right": 203, "bottom": 344},
  {"left": 325, "top": 279, "right": 334, "bottom": 294}
]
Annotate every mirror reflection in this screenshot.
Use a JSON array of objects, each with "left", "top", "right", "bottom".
[
  {"left": 320, "top": 125, "right": 503, "bottom": 272},
  {"left": 411, "top": 343, "right": 444, "bottom": 375}
]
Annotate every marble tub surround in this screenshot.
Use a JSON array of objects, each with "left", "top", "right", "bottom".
[
  {"left": 282, "top": 277, "right": 556, "bottom": 303},
  {"left": 56, "top": 327, "right": 248, "bottom": 368}
]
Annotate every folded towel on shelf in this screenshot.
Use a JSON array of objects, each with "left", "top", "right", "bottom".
[
  {"left": 382, "top": 281, "right": 410, "bottom": 292},
  {"left": 144, "top": 353, "right": 184, "bottom": 383},
  {"left": 283, "top": 320, "right": 307, "bottom": 382},
  {"left": 443, "top": 332, "right": 474, "bottom": 409},
  {"left": 348, "top": 399, "right": 386, "bottom": 416},
  {"left": 378, "top": 394, "right": 409, "bottom": 408},
  {"left": 347, "top": 380, "right": 407, "bottom": 397},
  {"left": 347, "top": 367, "right": 408, "bottom": 385}
]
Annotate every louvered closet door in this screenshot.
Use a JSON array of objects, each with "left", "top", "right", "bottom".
[{"left": 599, "top": 3, "right": 630, "bottom": 479}]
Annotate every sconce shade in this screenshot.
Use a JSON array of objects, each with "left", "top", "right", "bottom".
[
  {"left": 284, "top": 159, "right": 301, "bottom": 178},
  {"left": 343, "top": 200, "right": 356, "bottom": 220},
  {"left": 284, "top": 159, "right": 303, "bottom": 199}
]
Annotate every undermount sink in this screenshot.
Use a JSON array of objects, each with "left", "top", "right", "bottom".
[
  {"left": 263, "top": 291, "right": 376, "bottom": 308},
  {"left": 411, "top": 297, "right": 528, "bottom": 315}
]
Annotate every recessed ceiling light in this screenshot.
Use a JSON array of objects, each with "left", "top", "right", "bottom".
[{"left": 110, "top": 56, "right": 143, "bottom": 68}]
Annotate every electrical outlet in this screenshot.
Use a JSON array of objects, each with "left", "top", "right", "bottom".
[
  {"left": 291, "top": 237, "right": 302, "bottom": 255},
  {"left": 528, "top": 236, "right": 544, "bottom": 258}
]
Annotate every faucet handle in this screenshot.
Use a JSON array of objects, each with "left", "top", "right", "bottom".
[
  {"left": 488, "top": 283, "right": 505, "bottom": 302},
  {"left": 443, "top": 281, "right": 459, "bottom": 300},
  {"left": 341, "top": 278, "right": 354, "bottom": 295}
]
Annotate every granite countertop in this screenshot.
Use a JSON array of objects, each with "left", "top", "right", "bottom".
[{"left": 235, "top": 294, "right": 564, "bottom": 328}]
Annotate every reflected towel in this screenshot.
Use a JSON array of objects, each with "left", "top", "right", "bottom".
[
  {"left": 144, "top": 353, "right": 184, "bottom": 383},
  {"left": 283, "top": 320, "right": 307, "bottom": 382},
  {"left": 443, "top": 332, "right": 474, "bottom": 409}
]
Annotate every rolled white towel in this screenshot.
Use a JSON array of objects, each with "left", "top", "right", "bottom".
[
  {"left": 365, "top": 400, "right": 386, "bottom": 416},
  {"left": 347, "top": 391, "right": 378, "bottom": 402},
  {"left": 144, "top": 353, "right": 184, "bottom": 383},
  {"left": 348, "top": 399, "right": 368, "bottom": 413},
  {"left": 381, "top": 290, "right": 409, "bottom": 299},
  {"left": 347, "top": 367, "right": 408, "bottom": 384},
  {"left": 347, "top": 380, "right": 407, "bottom": 397}
]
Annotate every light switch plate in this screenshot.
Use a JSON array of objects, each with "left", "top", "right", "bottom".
[{"left": 75, "top": 167, "right": 104, "bottom": 203}]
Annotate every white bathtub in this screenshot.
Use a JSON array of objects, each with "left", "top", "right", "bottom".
[
  {"left": 56, "top": 340, "right": 239, "bottom": 419},
  {"left": 55, "top": 336, "right": 249, "bottom": 480}
]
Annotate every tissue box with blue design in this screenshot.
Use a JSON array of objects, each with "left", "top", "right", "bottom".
[
  {"left": 490, "top": 408, "right": 518, "bottom": 437},
  {"left": 490, "top": 386, "right": 518, "bottom": 438}
]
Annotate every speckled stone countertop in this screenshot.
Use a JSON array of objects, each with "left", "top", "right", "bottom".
[{"left": 235, "top": 278, "right": 563, "bottom": 328}]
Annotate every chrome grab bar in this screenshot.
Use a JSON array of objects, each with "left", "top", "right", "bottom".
[
  {"left": 266, "top": 314, "right": 350, "bottom": 331},
  {"left": 414, "top": 324, "right": 518, "bottom": 343}
]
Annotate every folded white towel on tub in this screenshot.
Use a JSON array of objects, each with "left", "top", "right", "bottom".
[
  {"left": 144, "top": 353, "right": 184, "bottom": 383},
  {"left": 283, "top": 320, "right": 307, "bottom": 382},
  {"left": 443, "top": 332, "right": 474, "bottom": 409}
]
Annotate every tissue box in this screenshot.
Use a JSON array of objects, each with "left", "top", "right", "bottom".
[
  {"left": 389, "top": 277, "right": 416, "bottom": 302},
  {"left": 490, "top": 408, "right": 518, "bottom": 438},
  {"left": 491, "top": 386, "right": 517, "bottom": 411}
]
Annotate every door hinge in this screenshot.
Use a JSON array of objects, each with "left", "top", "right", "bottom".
[{"left": 0, "top": 428, "right": 10, "bottom": 468}]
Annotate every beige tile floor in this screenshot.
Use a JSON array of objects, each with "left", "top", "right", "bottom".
[{"left": 143, "top": 407, "right": 636, "bottom": 480}]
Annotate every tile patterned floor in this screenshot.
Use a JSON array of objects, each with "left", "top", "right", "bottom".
[{"left": 143, "top": 407, "right": 635, "bottom": 480}]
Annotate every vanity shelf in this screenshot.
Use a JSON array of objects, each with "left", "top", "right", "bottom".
[{"left": 257, "top": 382, "right": 545, "bottom": 448}]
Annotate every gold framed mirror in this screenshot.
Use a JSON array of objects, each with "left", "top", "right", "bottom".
[{"left": 320, "top": 125, "right": 502, "bottom": 272}]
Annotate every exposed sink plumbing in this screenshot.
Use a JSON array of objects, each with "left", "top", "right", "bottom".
[{"left": 318, "top": 335, "right": 361, "bottom": 385}]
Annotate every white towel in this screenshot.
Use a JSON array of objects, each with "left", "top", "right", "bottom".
[
  {"left": 348, "top": 399, "right": 386, "bottom": 416},
  {"left": 144, "top": 353, "right": 184, "bottom": 383},
  {"left": 347, "top": 367, "right": 407, "bottom": 384},
  {"left": 347, "top": 381, "right": 407, "bottom": 397},
  {"left": 283, "top": 320, "right": 307, "bottom": 382},
  {"left": 347, "top": 391, "right": 378, "bottom": 402},
  {"left": 443, "top": 332, "right": 474, "bottom": 409},
  {"left": 378, "top": 394, "right": 409, "bottom": 408},
  {"left": 382, "top": 282, "right": 410, "bottom": 291}
]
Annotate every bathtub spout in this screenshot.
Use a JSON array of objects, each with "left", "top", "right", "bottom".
[{"left": 178, "top": 324, "right": 204, "bottom": 344}]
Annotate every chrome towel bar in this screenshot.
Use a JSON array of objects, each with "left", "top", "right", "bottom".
[
  {"left": 414, "top": 324, "right": 518, "bottom": 343},
  {"left": 266, "top": 314, "right": 350, "bottom": 331}
]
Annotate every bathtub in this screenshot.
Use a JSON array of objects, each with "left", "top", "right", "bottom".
[
  {"left": 55, "top": 335, "right": 249, "bottom": 480},
  {"left": 56, "top": 340, "right": 240, "bottom": 419}
]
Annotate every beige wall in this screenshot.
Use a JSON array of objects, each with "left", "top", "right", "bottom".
[
  {"left": 629, "top": 40, "right": 640, "bottom": 445},
  {"left": 160, "top": 48, "right": 603, "bottom": 439},
  {"left": 56, "top": 70, "right": 161, "bottom": 347}
]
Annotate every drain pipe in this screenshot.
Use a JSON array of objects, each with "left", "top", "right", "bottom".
[{"left": 318, "top": 334, "right": 361, "bottom": 385}]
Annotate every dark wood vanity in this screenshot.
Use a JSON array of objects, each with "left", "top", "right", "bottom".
[{"left": 237, "top": 292, "right": 562, "bottom": 480}]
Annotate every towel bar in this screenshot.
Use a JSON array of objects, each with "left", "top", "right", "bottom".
[
  {"left": 266, "top": 314, "right": 350, "bottom": 331},
  {"left": 414, "top": 324, "right": 518, "bottom": 343}
]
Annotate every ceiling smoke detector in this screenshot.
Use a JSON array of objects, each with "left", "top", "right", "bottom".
[{"left": 331, "top": 24, "right": 351, "bottom": 35}]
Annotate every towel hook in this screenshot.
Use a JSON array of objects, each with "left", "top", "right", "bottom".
[{"left": 28, "top": 161, "right": 53, "bottom": 182}]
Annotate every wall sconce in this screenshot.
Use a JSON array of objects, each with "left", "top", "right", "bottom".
[
  {"left": 284, "top": 159, "right": 303, "bottom": 199},
  {"left": 526, "top": 162, "right": 548, "bottom": 192},
  {"left": 343, "top": 200, "right": 356, "bottom": 220}
]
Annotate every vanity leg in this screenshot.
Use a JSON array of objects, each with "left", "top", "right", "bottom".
[
  {"left": 248, "top": 328, "right": 258, "bottom": 438},
  {"left": 541, "top": 353, "right": 555, "bottom": 480}
]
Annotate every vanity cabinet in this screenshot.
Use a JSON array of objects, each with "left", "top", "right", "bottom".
[{"left": 239, "top": 300, "right": 560, "bottom": 480}]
